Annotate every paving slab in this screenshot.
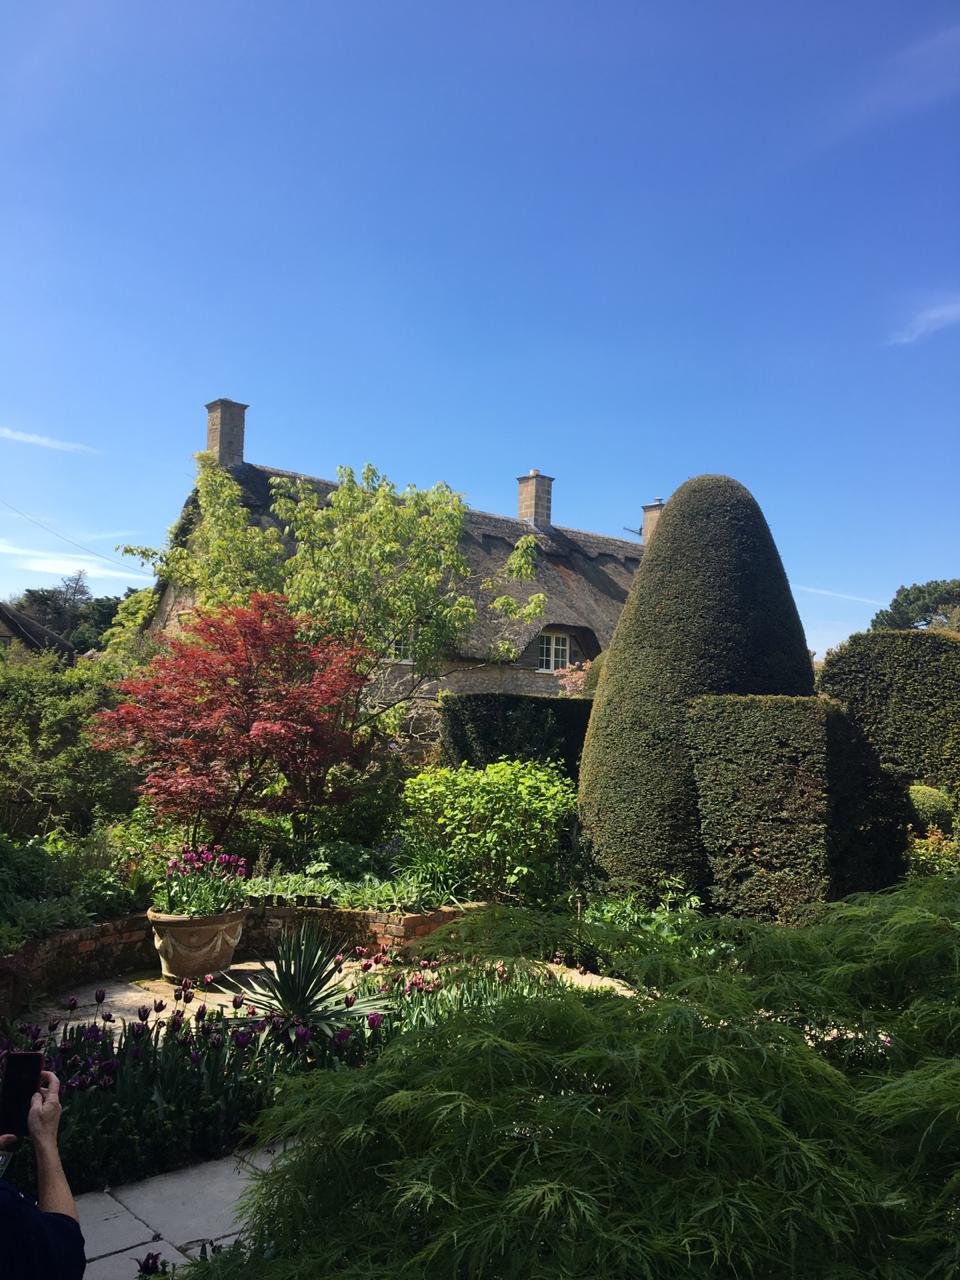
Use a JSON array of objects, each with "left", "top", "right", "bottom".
[
  {"left": 111, "top": 1154, "right": 253, "bottom": 1249},
  {"left": 84, "top": 1240, "right": 191, "bottom": 1279},
  {"left": 76, "top": 1190, "right": 155, "bottom": 1260}
]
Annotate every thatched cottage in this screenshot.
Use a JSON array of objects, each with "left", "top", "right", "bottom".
[{"left": 159, "top": 400, "right": 664, "bottom": 697}]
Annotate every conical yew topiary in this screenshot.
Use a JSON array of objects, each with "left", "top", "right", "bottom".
[{"left": 579, "top": 475, "right": 813, "bottom": 890}]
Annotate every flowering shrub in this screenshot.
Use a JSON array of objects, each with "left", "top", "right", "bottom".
[
  {"left": 906, "top": 826, "right": 960, "bottom": 877},
  {"left": 152, "top": 846, "right": 248, "bottom": 916},
  {"left": 555, "top": 659, "right": 592, "bottom": 697}
]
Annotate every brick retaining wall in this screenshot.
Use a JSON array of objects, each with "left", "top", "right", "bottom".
[{"left": 0, "top": 903, "right": 467, "bottom": 1019}]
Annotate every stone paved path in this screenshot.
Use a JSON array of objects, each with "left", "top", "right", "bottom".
[{"left": 76, "top": 1148, "right": 270, "bottom": 1276}]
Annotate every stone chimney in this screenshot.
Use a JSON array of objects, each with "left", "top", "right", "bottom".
[
  {"left": 205, "top": 399, "right": 248, "bottom": 468},
  {"left": 642, "top": 497, "right": 665, "bottom": 545},
  {"left": 517, "top": 469, "right": 554, "bottom": 527}
]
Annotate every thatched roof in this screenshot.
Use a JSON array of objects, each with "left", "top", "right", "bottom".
[
  {"left": 0, "top": 602, "right": 75, "bottom": 660},
  {"left": 225, "top": 462, "right": 642, "bottom": 660}
]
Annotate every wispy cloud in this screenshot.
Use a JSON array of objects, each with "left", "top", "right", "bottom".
[
  {"left": 834, "top": 23, "right": 960, "bottom": 140},
  {"left": 888, "top": 297, "right": 960, "bottom": 346},
  {"left": 0, "top": 539, "right": 150, "bottom": 582},
  {"left": 792, "top": 584, "right": 885, "bottom": 607},
  {"left": 0, "top": 426, "right": 98, "bottom": 454}
]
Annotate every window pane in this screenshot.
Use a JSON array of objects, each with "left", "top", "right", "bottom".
[
  {"left": 554, "top": 635, "right": 568, "bottom": 669},
  {"left": 538, "top": 634, "right": 552, "bottom": 670}
]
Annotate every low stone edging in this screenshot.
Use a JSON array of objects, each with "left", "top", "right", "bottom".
[{"left": 0, "top": 902, "right": 468, "bottom": 1019}]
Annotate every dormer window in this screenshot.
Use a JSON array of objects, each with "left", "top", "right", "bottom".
[{"left": 537, "top": 631, "right": 570, "bottom": 672}]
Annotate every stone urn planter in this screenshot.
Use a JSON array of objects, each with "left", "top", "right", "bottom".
[{"left": 147, "top": 908, "right": 249, "bottom": 982}]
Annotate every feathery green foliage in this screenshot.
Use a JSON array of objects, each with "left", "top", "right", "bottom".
[
  {"left": 579, "top": 475, "right": 813, "bottom": 891},
  {"left": 180, "top": 875, "right": 960, "bottom": 1279}
]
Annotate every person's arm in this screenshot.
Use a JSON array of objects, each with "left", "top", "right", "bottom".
[{"left": 28, "top": 1071, "right": 78, "bottom": 1222}]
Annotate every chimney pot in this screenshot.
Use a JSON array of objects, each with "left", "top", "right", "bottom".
[
  {"left": 205, "top": 398, "right": 248, "bottom": 468},
  {"left": 642, "top": 497, "right": 666, "bottom": 545},
  {"left": 517, "top": 469, "right": 554, "bottom": 527}
]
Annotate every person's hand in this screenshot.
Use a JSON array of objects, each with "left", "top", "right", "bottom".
[{"left": 27, "top": 1071, "right": 62, "bottom": 1153}]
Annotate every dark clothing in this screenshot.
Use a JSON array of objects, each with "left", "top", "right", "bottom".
[{"left": 0, "top": 1179, "right": 85, "bottom": 1279}]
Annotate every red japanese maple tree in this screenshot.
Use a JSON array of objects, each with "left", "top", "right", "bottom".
[{"left": 95, "top": 594, "right": 368, "bottom": 845}]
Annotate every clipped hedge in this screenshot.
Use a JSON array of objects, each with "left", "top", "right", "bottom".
[
  {"left": 438, "top": 692, "right": 591, "bottom": 780},
  {"left": 579, "top": 475, "right": 814, "bottom": 891},
  {"left": 819, "top": 629, "right": 960, "bottom": 790},
  {"left": 687, "top": 696, "right": 906, "bottom": 920}
]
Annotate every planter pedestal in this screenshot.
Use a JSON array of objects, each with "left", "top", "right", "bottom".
[{"left": 147, "top": 908, "right": 248, "bottom": 981}]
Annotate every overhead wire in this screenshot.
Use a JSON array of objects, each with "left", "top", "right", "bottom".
[{"left": 0, "top": 492, "right": 149, "bottom": 574}]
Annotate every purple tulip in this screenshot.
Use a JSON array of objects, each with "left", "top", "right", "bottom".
[
  {"left": 210, "top": 1033, "right": 223, "bottom": 1049},
  {"left": 130, "top": 1022, "right": 147, "bottom": 1040},
  {"left": 334, "top": 1027, "right": 351, "bottom": 1045},
  {"left": 232, "top": 1029, "right": 252, "bottom": 1049},
  {"left": 255, "top": 1020, "right": 267, "bottom": 1034},
  {"left": 294, "top": 1025, "right": 312, "bottom": 1045},
  {"left": 232, "top": 994, "right": 244, "bottom": 1010},
  {"left": 195, "top": 1004, "right": 207, "bottom": 1021},
  {"left": 367, "top": 1013, "right": 384, "bottom": 1030},
  {"left": 181, "top": 977, "right": 193, "bottom": 991},
  {"left": 183, "top": 990, "right": 195, "bottom": 1005},
  {"left": 83, "top": 1026, "right": 101, "bottom": 1043},
  {"left": 101, "top": 1010, "right": 115, "bottom": 1023},
  {"left": 153, "top": 999, "right": 166, "bottom": 1014},
  {"left": 170, "top": 1010, "right": 184, "bottom": 1027},
  {"left": 203, "top": 973, "right": 214, "bottom": 986},
  {"left": 66, "top": 997, "right": 78, "bottom": 1013},
  {"left": 173, "top": 988, "right": 183, "bottom": 1002},
  {"left": 344, "top": 994, "right": 356, "bottom": 1009},
  {"left": 95, "top": 989, "right": 106, "bottom": 1005},
  {"left": 138, "top": 1006, "right": 150, "bottom": 1022}
]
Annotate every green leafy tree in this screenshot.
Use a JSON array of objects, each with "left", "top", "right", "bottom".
[
  {"left": 0, "top": 647, "right": 137, "bottom": 838},
  {"left": 870, "top": 579, "right": 960, "bottom": 632},
  {"left": 129, "top": 455, "right": 544, "bottom": 710}
]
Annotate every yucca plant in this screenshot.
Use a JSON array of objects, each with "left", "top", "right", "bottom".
[{"left": 216, "top": 924, "right": 388, "bottom": 1041}]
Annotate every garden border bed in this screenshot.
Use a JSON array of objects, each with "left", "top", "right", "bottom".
[{"left": 0, "top": 901, "right": 468, "bottom": 1018}]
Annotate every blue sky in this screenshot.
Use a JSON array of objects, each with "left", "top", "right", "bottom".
[{"left": 0, "top": 2, "right": 957, "bottom": 655}]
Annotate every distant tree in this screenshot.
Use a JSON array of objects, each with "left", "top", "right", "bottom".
[
  {"left": 870, "top": 579, "right": 960, "bottom": 632},
  {"left": 95, "top": 594, "right": 369, "bottom": 847},
  {"left": 10, "top": 571, "right": 132, "bottom": 650},
  {"left": 13, "top": 570, "right": 92, "bottom": 637}
]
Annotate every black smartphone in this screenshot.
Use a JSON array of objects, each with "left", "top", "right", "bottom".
[{"left": 0, "top": 1052, "right": 43, "bottom": 1138}]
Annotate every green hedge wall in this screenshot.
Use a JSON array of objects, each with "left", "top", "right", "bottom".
[
  {"left": 687, "top": 695, "right": 906, "bottom": 921},
  {"left": 438, "top": 693, "right": 591, "bottom": 780},
  {"left": 819, "top": 630, "right": 960, "bottom": 790},
  {"left": 579, "top": 475, "right": 814, "bottom": 892}
]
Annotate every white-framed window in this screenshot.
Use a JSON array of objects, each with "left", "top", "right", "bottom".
[
  {"left": 537, "top": 631, "right": 569, "bottom": 672},
  {"left": 388, "top": 632, "right": 413, "bottom": 663}
]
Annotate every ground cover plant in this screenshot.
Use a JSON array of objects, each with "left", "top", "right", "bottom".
[{"left": 180, "top": 874, "right": 960, "bottom": 1280}]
